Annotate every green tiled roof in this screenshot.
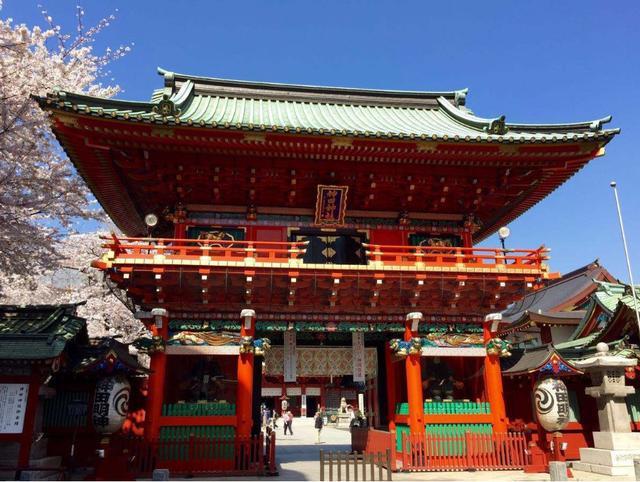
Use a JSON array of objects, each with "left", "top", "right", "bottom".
[
  {"left": 0, "top": 304, "right": 87, "bottom": 360},
  {"left": 38, "top": 67, "right": 619, "bottom": 144},
  {"left": 593, "top": 280, "right": 631, "bottom": 313},
  {"left": 555, "top": 332, "right": 601, "bottom": 350}
]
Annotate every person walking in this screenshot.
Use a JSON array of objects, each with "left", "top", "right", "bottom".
[
  {"left": 314, "top": 407, "right": 324, "bottom": 444},
  {"left": 283, "top": 409, "right": 294, "bottom": 436}
]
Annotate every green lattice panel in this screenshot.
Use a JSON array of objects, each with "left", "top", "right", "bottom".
[
  {"left": 395, "top": 423, "right": 493, "bottom": 454},
  {"left": 158, "top": 426, "right": 235, "bottom": 461},
  {"left": 162, "top": 402, "right": 236, "bottom": 416},
  {"left": 395, "top": 400, "right": 491, "bottom": 415}
]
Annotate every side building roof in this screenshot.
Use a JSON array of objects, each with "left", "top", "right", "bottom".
[
  {"left": 0, "top": 304, "right": 88, "bottom": 361},
  {"left": 499, "top": 260, "right": 615, "bottom": 326}
]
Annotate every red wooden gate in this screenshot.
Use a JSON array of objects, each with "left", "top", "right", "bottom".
[{"left": 401, "top": 432, "right": 528, "bottom": 471}]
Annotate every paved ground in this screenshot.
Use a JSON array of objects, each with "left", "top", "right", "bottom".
[{"left": 192, "top": 418, "right": 634, "bottom": 481}]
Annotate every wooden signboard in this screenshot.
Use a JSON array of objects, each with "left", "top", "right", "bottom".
[
  {"left": 315, "top": 185, "right": 348, "bottom": 226},
  {"left": 284, "top": 331, "right": 297, "bottom": 383},
  {"left": 0, "top": 383, "right": 28, "bottom": 434},
  {"left": 352, "top": 332, "right": 366, "bottom": 383}
]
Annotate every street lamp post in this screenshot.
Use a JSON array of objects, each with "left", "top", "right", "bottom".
[
  {"left": 498, "top": 226, "right": 510, "bottom": 263},
  {"left": 610, "top": 181, "right": 640, "bottom": 330}
]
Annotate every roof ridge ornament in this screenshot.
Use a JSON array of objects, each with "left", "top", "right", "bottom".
[
  {"left": 590, "top": 116, "right": 612, "bottom": 132},
  {"left": 454, "top": 89, "right": 468, "bottom": 106},
  {"left": 153, "top": 94, "right": 181, "bottom": 117},
  {"left": 486, "top": 115, "right": 508, "bottom": 135},
  {"left": 159, "top": 67, "right": 175, "bottom": 85}
]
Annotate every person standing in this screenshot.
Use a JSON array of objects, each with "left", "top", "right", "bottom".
[
  {"left": 314, "top": 407, "right": 324, "bottom": 444},
  {"left": 283, "top": 410, "right": 294, "bottom": 436}
]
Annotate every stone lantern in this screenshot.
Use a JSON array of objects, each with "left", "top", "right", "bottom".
[{"left": 573, "top": 343, "right": 640, "bottom": 476}]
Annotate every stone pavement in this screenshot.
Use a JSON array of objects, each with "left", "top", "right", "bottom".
[{"left": 188, "top": 417, "right": 635, "bottom": 481}]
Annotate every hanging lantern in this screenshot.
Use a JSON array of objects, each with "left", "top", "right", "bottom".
[
  {"left": 533, "top": 377, "right": 570, "bottom": 432},
  {"left": 92, "top": 377, "right": 131, "bottom": 434}
]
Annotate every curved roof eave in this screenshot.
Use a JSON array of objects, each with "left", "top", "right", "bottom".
[{"left": 437, "top": 96, "right": 619, "bottom": 135}]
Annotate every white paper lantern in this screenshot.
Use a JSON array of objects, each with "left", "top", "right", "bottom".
[
  {"left": 534, "top": 377, "right": 570, "bottom": 432},
  {"left": 92, "top": 377, "right": 131, "bottom": 434}
]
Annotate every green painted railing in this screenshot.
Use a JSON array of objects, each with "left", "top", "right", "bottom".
[
  {"left": 395, "top": 400, "right": 491, "bottom": 415},
  {"left": 158, "top": 426, "right": 236, "bottom": 460},
  {"left": 162, "top": 402, "right": 236, "bottom": 417},
  {"left": 395, "top": 423, "right": 493, "bottom": 453},
  {"left": 627, "top": 392, "right": 640, "bottom": 423},
  {"left": 159, "top": 425, "right": 235, "bottom": 440}
]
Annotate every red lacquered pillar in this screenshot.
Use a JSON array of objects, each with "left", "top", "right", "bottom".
[
  {"left": 483, "top": 318, "right": 507, "bottom": 433},
  {"left": 384, "top": 342, "right": 398, "bottom": 431},
  {"left": 236, "top": 309, "right": 256, "bottom": 438},
  {"left": 145, "top": 308, "right": 169, "bottom": 442},
  {"left": 405, "top": 312, "right": 424, "bottom": 435},
  {"left": 17, "top": 372, "right": 40, "bottom": 468}
]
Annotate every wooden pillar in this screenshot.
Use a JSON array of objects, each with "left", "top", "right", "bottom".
[
  {"left": 17, "top": 371, "right": 41, "bottom": 467},
  {"left": 236, "top": 309, "right": 256, "bottom": 438},
  {"left": 405, "top": 312, "right": 424, "bottom": 435},
  {"left": 461, "top": 230, "right": 473, "bottom": 248},
  {"left": 373, "top": 377, "right": 380, "bottom": 428},
  {"left": 145, "top": 308, "right": 168, "bottom": 442},
  {"left": 540, "top": 325, "right": 552, "bottom": 344},
  {"left": 174, "top": 222, "right": 186, "bottom": 239},
  {"left": 251, "top": 349, "right": 263, "bottom": 436},
  {"left": 483, "top": 319, "right": 507, "bottom": 432},
  {"left": 384, "top": 342, "right": 397, "bottom": 431}
]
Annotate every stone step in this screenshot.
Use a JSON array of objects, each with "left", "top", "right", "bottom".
[
  {"left": 579, "top": 447, "right": 640, "bottom": 467},
  {"left": 573, "top": 460, "right": 635, "bottom": 477}
]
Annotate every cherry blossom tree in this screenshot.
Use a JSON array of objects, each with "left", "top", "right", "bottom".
[
  {"left": 0, "top": 5, "right": 129, "bottom": 277},
  {"left": 0, "top": 5, "right": 143, "bottom": 338},
  {"left": 0, "top": 230, "right": 146, "bottom": 341}
]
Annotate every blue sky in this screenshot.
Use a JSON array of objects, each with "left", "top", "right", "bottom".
[{"left": 6, "top": 0, "right": 640, "bottom": 280}]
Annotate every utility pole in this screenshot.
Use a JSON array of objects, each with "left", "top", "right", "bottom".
[{"left": 610, "top": 181, "right": 640, "bottom": 330}]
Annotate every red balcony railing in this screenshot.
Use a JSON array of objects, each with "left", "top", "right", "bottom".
[
  {"left": 103, "top": 234, "right": 308, "bottom": 263},
  {"left": 99, "top": 235, "right": 549, "bottom": 272},
  {"left": 364, "top": 243, "right": 548, "bottom": 270}
]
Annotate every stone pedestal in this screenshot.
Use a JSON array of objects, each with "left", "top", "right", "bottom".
[{"left": 572, "top": 343, "right": 640, "bottom": 476}]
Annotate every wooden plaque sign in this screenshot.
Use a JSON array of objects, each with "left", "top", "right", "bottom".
[{"left": 315, "top": 185, "right": 348, "bottom": 226}]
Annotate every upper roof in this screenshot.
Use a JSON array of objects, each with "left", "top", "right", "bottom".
[
  {"left": 37, "top": 69, "right": 620, "bottom": 238},
  {"left": 40, "top": 67, "right": 619, "bottom": 144},
  {"left": 0, "top": 304, "right": 87, "bottom": 360}
]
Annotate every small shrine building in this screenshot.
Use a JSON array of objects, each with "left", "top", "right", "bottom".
[{"left": 500, "top": 264, "right": 640, "bottom": 462}]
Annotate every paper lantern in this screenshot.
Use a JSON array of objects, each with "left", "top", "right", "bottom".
[
  {"left": 92, "top": 377, "right": 131, "bottom": 434},
  {"left": 534, "top": 377, "right": 570, "bottom": 432}
]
